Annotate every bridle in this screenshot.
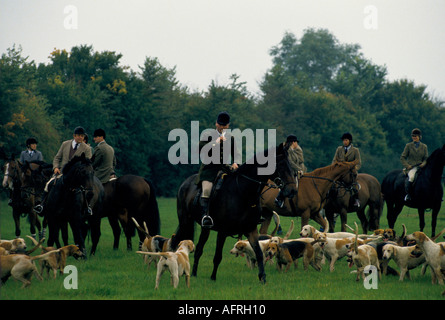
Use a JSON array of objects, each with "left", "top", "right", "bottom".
[{"left": 300, "top": 166, "right": 359, "bottom": 204}]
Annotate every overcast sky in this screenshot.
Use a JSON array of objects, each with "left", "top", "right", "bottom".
[{"left": 1, "top": 0, "right": 444, "bottom": 99}]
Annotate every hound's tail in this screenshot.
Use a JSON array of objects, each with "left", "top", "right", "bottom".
[
  {"left": 132, "top": 217, "right": 150, "bottom": 238},
  {"left": 283, "top": 220, "right": 294, "bottom": 240},
  {"left": 25, "top": 236, "right": 45, "bottom": 254},
  {"left": 136, "top": 251, "right": 170, "bottom": 258},
  {"left": 30, "top": 248, "right": 61, "bottom": 261},
  {"left": 353, "top": 222, "right": 359, "bottom": 254}
]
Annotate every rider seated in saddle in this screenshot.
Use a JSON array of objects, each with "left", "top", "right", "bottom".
[
  {"left": 400, "top": 128, "right": 428, "bottom": 201},
  {"left": 34, "top": 126, "right": 92, "bottom": 214},
  {"left": 275, "top": 134, "right": 306, "bottom": 208},
  {"left": 332, "top": 132, "right": 361, "bottom": 207},
  {"left": 195, "top": 111, "right": 240, "bottom": 229},
  {"left": 92, "top": 128, "right": 117, "bottom": 184},
  {"left": 8, "top": 138, "right": 44, "bottom": 207}
]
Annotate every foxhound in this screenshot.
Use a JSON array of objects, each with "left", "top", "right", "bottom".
[
  {"left": 406, "top": 231, "right": 445, "bottom": 285},
  {"left": 136, "top": 240, "right": 194, "bottom": 289},
  {"left": 381, "top": 244, "right": 426, "bottom": 281}
]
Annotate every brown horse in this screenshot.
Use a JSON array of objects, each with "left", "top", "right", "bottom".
[
  {"left": 1, "top": 156, "right": 43, "bottom": 239},
  {"left": 324, "top": 173, "right": 383, "bottom": 233},
  {"left": 259, "top": 161, "right": 358, "bottom": 234}
]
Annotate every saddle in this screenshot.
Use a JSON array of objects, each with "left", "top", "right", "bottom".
[
  {"left": 193, "top": 170, "right": 228, "bottom": 207},
  {"left": 403, "top": 169, "right": 420, "bottom": 185}
]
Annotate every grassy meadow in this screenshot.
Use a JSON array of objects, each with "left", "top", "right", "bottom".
[{"left": 0, "top": 196, "right": 444, "bottom": 300}]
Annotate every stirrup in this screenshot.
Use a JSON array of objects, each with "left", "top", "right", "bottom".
[
  {"left": 201, "top": 215, "right": 214, "bottom": 228},
  {"left": 404, "top": 194, "right": 411, "bottom": 202},
  {"left": 34, "top": 204, "right": 43, "bottom": 215},
  {"left": 274, "top": 197, "right": 284, "bottom": 208}
]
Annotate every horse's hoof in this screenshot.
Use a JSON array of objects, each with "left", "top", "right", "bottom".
[{"left": 259, "top": 274, "right": 266, "bottom": 284}]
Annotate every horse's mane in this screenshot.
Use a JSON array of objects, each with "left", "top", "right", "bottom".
[
  {"left": 235, "top": 143, "right": 288, "bottom": 176},
  {"left": 62, "top": 154, "right": 91, "bottom": 175},
  {"left": 426, "top": 147, "right": 442, "bottom": 164},
  {"left": 27, "top": 160, "right": 52, "bottom": 169},
  {"left": 307, "top": 162, "right": 352, "bottom": 176}
]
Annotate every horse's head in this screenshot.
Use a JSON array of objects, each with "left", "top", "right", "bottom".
[
  {"left": 417, "top": 144, "right": 445, "bottom": 177},
  {"left": 19, "top": 161, "right": 36, "bottom": 201},
  {"left": 20, "top": 161, "right": 50, "bottom": 203},
  {"left": 62, "top": 153, "right": 95, "bottom": 193},
  {"left": 332, "top": 160, "right": 358, "bottom": 187},
  {"left": 273, "top": 142, "right": 298, "bottom": 199},
  {"left": 2, "top": 156, "right": 20, "bottom": 189}
]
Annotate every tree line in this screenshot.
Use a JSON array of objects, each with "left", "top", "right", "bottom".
[{"left": 1, "top": 28, "right": 444, "bottom": 197}]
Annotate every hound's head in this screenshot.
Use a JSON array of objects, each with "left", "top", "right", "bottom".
[
  {"left": 178, "top": 240, "right": 194, "bottom": 253},
  {"left": 406, "top": 231, "right": 428, "bottom": 244},
  {"left": 265, "top": 243, "right": 279, "bottom": 261},
  {"left": 230, "top": 241, "right": 248, "bottom": 257},
  {"left": 300, "top": 225, "right": 314, "bottom": 237},
  {"left": 12, "top": 238, "right": 27, "bottom": 252},
  {"left": 313, "top": 232, "right": 327, "bottom": 249},
  {"left": 67, "top": 245, "right": 84, "bottom": 260},
  {"left": 382, "top": 244, "right": 395, "bottom": 260},
  {"left": 382, "top": 229, "right": 396, "bottom": 241}
]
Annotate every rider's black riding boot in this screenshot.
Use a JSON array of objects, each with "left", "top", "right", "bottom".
[
  {"left": 404, "top": 180, "right": 412, "bottom": 201},
  {"left": 200, "top": 197, "right": 213, "bottom": 229}
]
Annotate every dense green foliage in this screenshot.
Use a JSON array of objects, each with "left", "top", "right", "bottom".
[{"left": 1, "top": 29, "right": 444, "bottom": 196}]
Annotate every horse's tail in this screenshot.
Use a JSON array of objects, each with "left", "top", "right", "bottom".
[
  {"left": 171, "top": 180, "right": 196, "bottom": 250},
  {"left": 144, "top": 179, "right": 161, "bottom": 236}
]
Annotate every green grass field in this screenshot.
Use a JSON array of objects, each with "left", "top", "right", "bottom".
[{"left": 1, "top": 197, "right": 444, "bottom": 300}]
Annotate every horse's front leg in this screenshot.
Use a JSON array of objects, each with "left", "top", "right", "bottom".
[
  {"left": 108, "top": 216, "right": 121, "bottom": 250},
  {"left": 29, "top": 210, "right": 41, "bottom": 239},
  {"left": 431, "top": 205, "right": 440, "bottom": 238},
  {"left": 258, "top": 208, "right": 273, "bottom": 235},
  {"left": 89, "top": 216, "right": 102, "bottom": 255},
  {"left": 247, "top": 229, "right": 266, "bottom": 284},
  {"left": 192, "top": 227, "right": 211, "bottom": 277},
  {"left": 312, "top": 210, "right": 328, "bottom": 231},
  {"left": 13, "top": 207, "right": 21, "bottom": 238},
  {"left": 300, "top": 208, "right": 310, "bottom": 231},
  {"left": 418, "top": 208, "right": 425, "bottom": 232},
  {"left": 356, "top": 208, "right": 368, "bottom": 234},
  {"left": 211, "top": 232, "right": 227, "bottom": 281}
]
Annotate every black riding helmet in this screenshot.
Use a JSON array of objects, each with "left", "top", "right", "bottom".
[
  {"left": 26, "top": 137, "right": 38, "bottom": 147},
  {"left": 74, "top": 126, "right": 86, "bottom": 135},
  {"left": 286, "top": 134, "right": 299, "bottom": 143},
  {"left": 341, "top": 132, "right": 353, "bottom": 141},
  {"left": 216, "top": 112, "right": 230, "bottom": 126}
]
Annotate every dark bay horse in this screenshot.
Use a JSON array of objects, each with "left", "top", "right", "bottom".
[
  {"left": 172, "top": 143, "right": 297, "bottom": 283},
  {"left": 259, "top": 161, "right": 358, "bottom": 234},
  {"left": 45, "top": 154, "right": 104, "bottom": 255},
  {"left": 382, "top": 144, "right": 445, "bottom": 237},
  {"left": 90, "top": 174, "right": 160, "bottom": 254},
  {"left": 324, "top": 173, "right": 383, "bottom": 233},
  {"left": 1, "top": 155, "right": 43, "bottom": 239}
]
